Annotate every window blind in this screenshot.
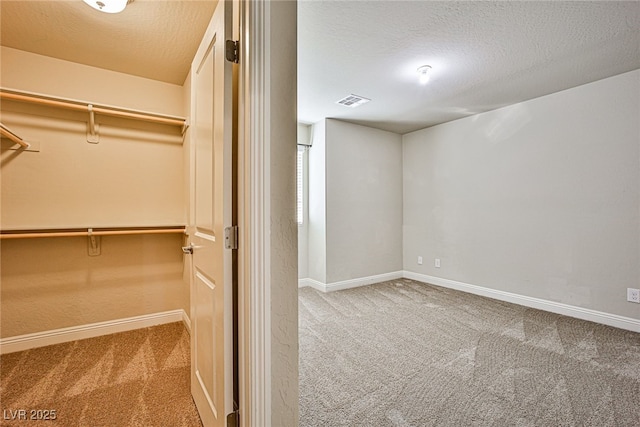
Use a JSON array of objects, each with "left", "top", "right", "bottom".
[{"left": 296, "top": 148, "right": 304, "bottom": 225}]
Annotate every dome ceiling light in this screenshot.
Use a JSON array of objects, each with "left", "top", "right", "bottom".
[
  {"left": 417, "top": 65, "right": 432, "bottom": 85},
  {"left": 82, "top": 0, "right": 131, "bottom": 14}
]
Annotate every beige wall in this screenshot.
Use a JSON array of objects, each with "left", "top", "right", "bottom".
[
  {"left": 181, "top": 70, "right": 193, "bottom": 321},
  {"left": 1, "top": 47, "right": 184, "bottom": 116},
  {"left": 1, "top": 48, "right": 189, "bottom": 337},
  {"left": 1, "top": 234, "right": 185, "bottom": 337},
  {"left": 1, "top": 107, "right": 184, "bottom": 229}
]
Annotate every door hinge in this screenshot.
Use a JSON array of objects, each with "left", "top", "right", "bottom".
[
  {"left": 224, "top": 226, "right": 239, "bottom": 250},
  {"left": 226, "top": 410, "right": 239, "bottom": 427},
  {"left": 225, "top": 40, "right": 239, "bottom": 63}
]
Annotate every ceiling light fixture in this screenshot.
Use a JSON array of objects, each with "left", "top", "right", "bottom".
[
  {"left": 417, "top": 65, "right": 432, "bottom": 85},
  {"left": 82, "top": 0, "right": 131, "bottom": 14}
]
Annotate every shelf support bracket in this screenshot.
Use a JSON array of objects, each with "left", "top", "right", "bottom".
[
  {"left": 87, "top": 228, "right": 101, "bottom": 256},
  {"left": 87, "top": 104, "right": 100, "bottom": 144}
]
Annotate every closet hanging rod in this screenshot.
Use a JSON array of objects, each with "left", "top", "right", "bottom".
[
  {"left": 0, "top": 122, "right": 30, "bottom": 148},
  {"left": 0, "top": 226, "right": 186, "bottom": 240},
  {"left": 0, "top": 88, "right": 186, "bottom": 128}
]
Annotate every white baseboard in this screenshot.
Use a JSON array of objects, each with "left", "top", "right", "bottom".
[
  {"left": 326, "top": 271, "right": 405, "bottom": 292},
  {"left": 298, "top": 271, "right": 405, "bottom": 293},
  {"left": 1, "top": 309, "right": 188, "bottom": 355},
  {"left": 298, "top": 278, "right": 325, "bottom": 291},
  {"left": 299, "top": 270, "right": 639, "bottom": 333},
  {"left": 182, "top": 310, "right": 192, "bottom": 334},
  {"left": 403, "top": 271, "right": 640, "bottom": 333}
]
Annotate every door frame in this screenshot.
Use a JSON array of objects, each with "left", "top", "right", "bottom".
[{"left": 237, "top": 1, "right": 298, "bottom": 426}]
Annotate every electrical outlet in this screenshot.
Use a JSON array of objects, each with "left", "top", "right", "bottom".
[
  {"left": 435, "top": 258, "right": 441, "bottom": 268},
  {"left": 417, "top": 256, "right": 423, "bottom": 265},
  {"left": 627, "top": 288, "right": 640, "bottom": 303}
]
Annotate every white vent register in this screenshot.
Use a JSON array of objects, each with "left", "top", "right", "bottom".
[{"left": 336, "top": 94, "right": 371, "bottom": 108}]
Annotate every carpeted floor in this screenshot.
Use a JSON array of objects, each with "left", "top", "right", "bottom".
[
  {"left": 0, "top": 322, "right": 202, "bottom": 427},
  {"left": 299, "top": 278, "right": 640, "bottom": 426}
]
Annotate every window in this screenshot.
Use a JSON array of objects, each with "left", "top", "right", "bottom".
[{"left": 297, "top": 147, "right": 304, "bottom": 225}]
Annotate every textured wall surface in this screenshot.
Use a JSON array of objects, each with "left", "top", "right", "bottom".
[
  {"left": 1, "top": 49, "right": 189, "bottom": 337},
  {"left": 1, "top": 234, "right": 185, "bottom": 337},
  {"left": 403, "top": 70, "right": 640, "bottom": 319},
  {"left": 1, "top": 48, "right": 185, "bottom": 230},
  {"left": 305, "top": 119, "right": 403, "bottom": 285},
  {"left": 325, "top": 119, "right": 403, "bottom": 283},
  {"left": 268, "top": 1, "right": 299, "bottom": 425},
  {"left": 1, "top": 47, "right": 185, "bottom": 116},
  {"left": 0, "top": 108, "right": 184, "bottom": 230}
]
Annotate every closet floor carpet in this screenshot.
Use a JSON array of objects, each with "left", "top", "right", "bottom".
[
  {"left": 299, "top": 278, "right": 640, "bottom": 426},
  {"left": 0, "top": 322, "right": 202, "bottom": 427}
]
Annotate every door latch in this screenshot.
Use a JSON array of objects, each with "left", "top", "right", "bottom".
[{"left": 182, "top": 244, "right": 194, "bottom": 254}]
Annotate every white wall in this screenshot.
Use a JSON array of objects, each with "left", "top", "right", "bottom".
[
  {"left": 326, "top": 120, "right": 403, "bottom": 283},
  {"left": 305, "top": 119, "right": 403, "bottom": 285},
  {"left": 403, "top": 70, "right": 640, "bottom": 319}
]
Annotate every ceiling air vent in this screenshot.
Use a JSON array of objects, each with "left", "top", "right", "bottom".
[{"left": 336, "top": 94, "right": 371, "bottom": 108}]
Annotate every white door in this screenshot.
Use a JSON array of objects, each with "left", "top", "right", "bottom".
[{"left": 188, "top": 1, "right": 234, "bottom": 426}]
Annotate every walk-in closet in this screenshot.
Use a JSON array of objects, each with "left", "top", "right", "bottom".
[{"left": 1, "top": 45, "right": 192, "bottom": 347}]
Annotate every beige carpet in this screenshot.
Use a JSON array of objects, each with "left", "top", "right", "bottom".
[
  {"left": 0, "top": 322, "right": 202, "bottom": 427},
  {"left": 299, "top": 278, "right": 640, "bottom": 426}
]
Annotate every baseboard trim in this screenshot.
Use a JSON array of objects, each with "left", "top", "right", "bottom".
[
  {"left": 298, "top": 278, "right": 325, "bottom": 291},
  {"left": 403, "top": 271, "right": 640, "bottom": 333},
  {"left": 299, "top": 271, "right": 405, "bottom": 293},
  {"left": 299, "top": 270, "right": 639, "bottom": 332},
  {"left": 0, "top": 309, "right": 188, "bottom": 355},
  {"left": 326, "top": 271, "right": 405, "bottom": 292},
  {"left": 181, "top": 310, "right": 192, "bottom": 334}
]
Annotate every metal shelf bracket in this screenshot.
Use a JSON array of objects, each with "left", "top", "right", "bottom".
[{"left": 87, "top": 104, "right": 100, "bottom": 143}]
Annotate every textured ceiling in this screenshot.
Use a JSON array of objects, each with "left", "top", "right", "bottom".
[
  {"left": 1, "top": 1, "right": 638, "bottom": 133},
  {"left": 0, "top": 0, "right": 216, "bottom": 85},
  {"left": 298, "top": 1, "right": 640, "bottom": 134}
]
